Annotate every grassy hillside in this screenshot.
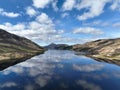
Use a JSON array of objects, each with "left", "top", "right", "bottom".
[
  {"left": 0, "top": 29, "right": 45, "bottom": 61},
  {"left": 73, "top": 38, "right": 120, "bottom": 61}
]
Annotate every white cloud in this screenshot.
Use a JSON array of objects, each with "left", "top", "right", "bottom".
[
  {"left": 62, "top": 0, "right": 111, "bottom": 20},
  {"left": 0, "top": 21, "right": 102, "bottom": 44},
  {"left": 112, "top": 22, "right": 120, "bottom": 27},
  {"left": 52, "top": 0, "right": 58, "bottom": 11},
  {"left": 83, "top": 20, "right": 102, "bottom": 26},
  {"left": 32, "top": 0, "right": 58, "bottom": 11},
  {"left": 0, "top": 82, "right": 17, "bottom": 88},
  {"left": 0, "top": 13, "right": 65, "bottom": 43},
  {"left": 73, "top": 27, "right": 104, "bottom": 35},
  {"left": 0, "top": 23, "right": 25, "bottom": 31},
  {"left": 31, "top": 0, "right": 120, "bottom": 21},
  {"left": 0, "top": 8, "right": 20, "bottom": 18},
  {"left": 73, "top": 64, "right": 104, "bottom": 72},
  {"left": 35, "top": 76, "right": 51, "bottom": 87},
  {"left": 77, "top": 80, "right": 102, "bottom": 90},
  {"left": 2, "top": 12, "right": 20, "bottom": 18},
  {"left": 33, "top": 0, "right": 52, "bottom": 8},
  {"left": 110, "top": 0, "right": 120, "bottom": 11},
  {"left": 77, "top": 0, "right": 109, "bottom": 20},
  {"left": 26, "top": 7, "right": 37, "bottom": 17},
  {"left": 61, "top": 13, "right": 69, "bottom": 18},
  {"left": 91, "top": 20, "right": 102, "bottom": 25},
  {"left": 62, "top": 0, "right": 76, "bottom": 11},
  {"left": 36, "top": 13, "right": 53, "bottom": 24},
  {"left": 83, "top": 20, "right": 110, "bottom": 27}
]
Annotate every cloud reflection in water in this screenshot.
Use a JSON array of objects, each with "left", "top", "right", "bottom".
[{"left": 0, "top": 50, "right": 120, "bottom": 90}]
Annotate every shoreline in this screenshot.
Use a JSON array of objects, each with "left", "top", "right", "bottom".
[
  {"left": 88, "top": 55, "right": 120, "bottom": 66},
  {"left": 0, "top": 50, "right": 45, "bottom": 70},
  {"left": 74, "top": 51, "right": 120, "bottom": 66}
]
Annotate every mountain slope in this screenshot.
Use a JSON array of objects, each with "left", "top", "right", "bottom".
[
  {"left": 73, "top": 38, "right": 120, "bottom": 61},
  {"left": 44, "top": 43, "right": 72, "bottom": 50},
  {"left": 0, "top": 29, "right": 45, "bottom": 61}
]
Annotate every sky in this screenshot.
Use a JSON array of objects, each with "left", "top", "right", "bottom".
[{"left": 0, "top": 0, "right": 120, "bottom": 46}]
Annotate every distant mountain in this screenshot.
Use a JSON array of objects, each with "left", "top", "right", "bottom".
[
  {"left": 44, "top": 43, "right": 72, "bottom": 50},
  {"left": 44, "top": 43, "right": 57, "bottom": 49},
  {"left": 0, "top": 29, "right": 45, "bottom": 69},
  {"left": 73, "top": 38, "right": 120, "bottom": 61}
]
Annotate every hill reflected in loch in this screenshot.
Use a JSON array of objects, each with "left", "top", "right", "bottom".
[{"left": 0, "top": 50, "right": 120, "bottom": 90}]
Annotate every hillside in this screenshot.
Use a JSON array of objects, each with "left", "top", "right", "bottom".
[
  {"left": 0, "top": 29, "right": 45, "bottom": 68},
  {"left": 45, "top": 43, "right": 72, "bottom": 50},
  {"left": 73, "top": 38, "right": 120, "bottom": 61}
]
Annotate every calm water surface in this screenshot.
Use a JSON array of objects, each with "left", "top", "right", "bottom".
[{"left": 0, "top": 50, "right": 120, "bottom": 90}]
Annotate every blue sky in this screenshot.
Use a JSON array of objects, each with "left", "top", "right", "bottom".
[{"left": 0, "top": 0, "right": 120, "bottom": 46}]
